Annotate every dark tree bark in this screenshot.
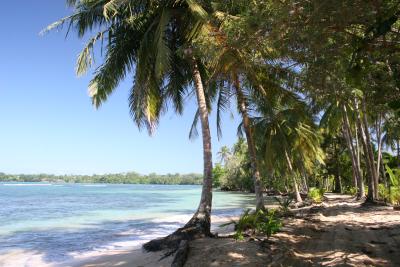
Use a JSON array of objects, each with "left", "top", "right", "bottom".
[
  {"left": 334, "top": 175, "right": 342, "bottom": 193},
  {"left": 397, "top": 140, "right": 400, "bottom": 168},
  {"left": 332, "top": 138, "right": 342, "bottom": 193},
  {"left": 171, "top": 240, "right": 190, "bottom": 267}
]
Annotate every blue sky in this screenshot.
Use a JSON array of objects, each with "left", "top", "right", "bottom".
[{"left": 0, "top": 1, "right": 240, "bottom": 175}]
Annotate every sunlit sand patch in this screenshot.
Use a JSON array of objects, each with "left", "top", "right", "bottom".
[{"left": 227, "top": 252, "right": 245, "bottom": 259}]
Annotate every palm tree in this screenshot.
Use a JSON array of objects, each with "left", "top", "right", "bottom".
[
  {"left": 319, "top": 99, "right": 365, "bottom": 198},
  {"left": 199, "top": 1, "right": 299, "bottom": 210},
  {"left": 217, "top": 146, "right": 231, "bottom": 164},
  {"left": 253, "top": 95, "right": 324, "bottom": 203},
  {"left": 46, "top": 0, "right": 215, "bottom": 251},
  {"left": 383, "top": 113, "right": 400, "bottom": 165}
]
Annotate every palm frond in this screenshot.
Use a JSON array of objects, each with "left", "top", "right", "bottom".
[
  {"left": 216, "top": 86, "right": 231, "bottom": 139},
  {"left": 189, "top": 109, "right": 200, "bottom": 140}
]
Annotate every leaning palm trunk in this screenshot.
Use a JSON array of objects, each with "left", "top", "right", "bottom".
[
  {"left": 355, "top": 120, "right": 361, "bottom": 174},
  {"left": 189, "top": 57, "right": 213, "bottom": 231},
  {"left": 143, "top": 58, "right": 213, "bottom": 252},
  {"left": 375, "top": 113, "right": 384, "bottom": 180},
  {"left": 355, "top": 99, "right": 376, "bottom": 202},
  {"left": 234, "top": 76, "right": 265, "bottom": 211},
  {"left": 284, "top": 149, "right": 302, "bottom": 203},
  {"left": 342, "top": 105, "right": 364, "bottom": 198},
  {"left": 361, "top": 97, "right": 379, "bottom": 200},
  {"left": 300, "top": 164, "right": 309, "bottom": 193}
]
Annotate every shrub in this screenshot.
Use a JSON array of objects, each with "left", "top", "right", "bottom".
[
  {"left": 220, "top": 209, "right": 282, "bottom": 240},
  {"left": 385, "top": 165, "right": 400, "bottom": 206},
  {"left": 343, "top": 186, "right": 357, "bottom": 196},
  {"left": 378, "top": 184, "right": 388, "bottom": 200},
  {"left": 275, "top": 196, "right": 293, "bottom": 215},
  {"left": 389, "top": 187, "right": 400, "bottom": 206},
  {"left": 308, "top": 187, "right": 325, "bottom": 203},
  {"left": 378, "top": 184, "right": 400, "bottom": 205}
]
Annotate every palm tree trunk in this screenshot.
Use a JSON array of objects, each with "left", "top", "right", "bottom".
[
  {"left": 284, "top": 149, "right": 302, "bottom": 203},
  {"left": 361, "top": 97, "right": 379, "bottom": 200},
  {"left": 355, "top": 98, "right": 376, "bottom": 202},
  {"left": 188, "top": 57, "right": 213, "bottom": 231},
  {"left": 300, "top": 164, "right": 309, "bottom": 193},
  {"left": 234, "top": 75, "right": 265, "bottom": 211},
  {"left": 355, "top": 120, "right": 361, "bottom": 173},
  {"left": 397, "top": 140, "right": 400, "bottom": 167},
  {"left": 342, "top": 105, "right": 364, "bottom": 198},
  {"left": 143, "top": 57, "right": 213, "bottom": 252},
  {"left": 381, "top": 153, "right": 387, "bottom": 188},
  {"left": 334, "top": 175, "right": 342, "bottom": 193},
  {"left": 376, "top": 113, "right": 383, "bottom": 180},
  {"left": 334, "top": 142, "right": 342, "bottom": 193},
  {"left": 333, "top": 138, "right": 342, "bottom": 193}
]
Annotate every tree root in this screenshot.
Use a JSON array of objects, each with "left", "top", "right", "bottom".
[
  {"left": 362, "top": 198, "right": 381, "bottom": 206},
  {"left": 143, "top": 213, "right": 212, "bottom": 253},
  {"left": 143, "top": 224, "right": 206, "bottom": 253},
  {"left": 143, "top": 211, "right": 213, "bottom": 267},
  {"left": 171, "top": 240, "right": 190, "bottom": 267}
]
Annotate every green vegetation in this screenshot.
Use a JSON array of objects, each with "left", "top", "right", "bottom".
[
  {"left": 220, "top": 209, "right": 282, "bottom": 240},
  {"left": 48, "top": 0, "right": 400, "bottom": 257},
  {"left": 308, "top": 188, "right": 325, "bottom": 203},
  {"left": 276, "top": 197, "right": 293, "bottom": 215},
  {"left": 0, "top": 172, "right": 202, "bottom": 185},
  {"left": 215, "top": 139, "right": 253, "bottom": 192},
  {"left": 381, "top": 166, "right": 400, "bottom": 205}
]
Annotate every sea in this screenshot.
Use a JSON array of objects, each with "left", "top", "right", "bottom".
[{"left": 0, "top": 183, "right": 255, "bottom": 266}]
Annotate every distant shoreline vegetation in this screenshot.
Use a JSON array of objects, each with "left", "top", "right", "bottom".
[{"left": 0, "top": 172, "right": 203, "bottom": 185}]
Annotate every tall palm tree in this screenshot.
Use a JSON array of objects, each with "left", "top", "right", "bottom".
[
  {"left": 46, "top": 0, "right": 215, "bottom": 250},
  {"left": 199, "top": 1, "right": 299, "bottom": 210}
]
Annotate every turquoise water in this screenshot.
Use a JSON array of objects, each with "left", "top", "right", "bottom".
[{"left": 0, "top": 183, "right": 254, "bottom": 263}]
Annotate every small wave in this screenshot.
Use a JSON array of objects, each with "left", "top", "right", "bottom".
[
  {"left": 1, "top": 183, "right": 53, "bottom": 186},
  {"left": 81, "top": 185, "right": 107, "bottom": 187}
]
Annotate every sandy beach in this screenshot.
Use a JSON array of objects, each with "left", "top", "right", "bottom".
[
  {"left": 2, "top": 195, "right": 399, "bottom": 267},
  {"left": 0, "top": 213, "right": 238, "bottom": 267},
  {"left": 72, "top": 195, "right": 400, "bottom": 267},
  {"left": 69, "top": 214, "right": 238, "bottom": 267}
]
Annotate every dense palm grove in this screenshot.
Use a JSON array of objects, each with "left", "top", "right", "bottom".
[
  {"left": 48, "top": 0, "right": 400, "bottom": 253},
  {"left": 215, "top": 138, "right": 400, "bottom": 204}
]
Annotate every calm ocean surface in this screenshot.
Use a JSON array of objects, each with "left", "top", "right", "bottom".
[{"left": 0, "top": 183, "right": 254, "bottom": 265}]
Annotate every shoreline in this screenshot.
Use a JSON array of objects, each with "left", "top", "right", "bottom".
[
  {"left": 0, "top": 213, "right": 239, "bottom": 267},
  {"left": 0, "top": 183, "right": 257, "bottom": 267},
  {"left": 67, "top": 213, "right": 238, "bottom": 267}
]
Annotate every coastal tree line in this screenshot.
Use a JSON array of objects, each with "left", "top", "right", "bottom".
[
  {"left": 0, "top": 172, "right": 202, "bottom": 185},
  {"left": 46, "top": 0, "right": 400, "bottom": 256}
]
